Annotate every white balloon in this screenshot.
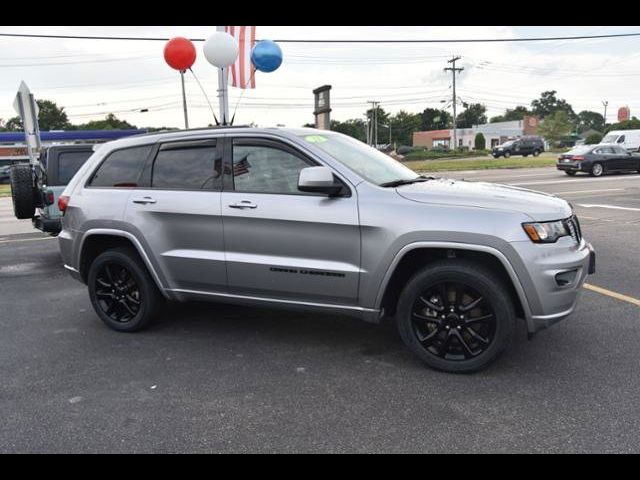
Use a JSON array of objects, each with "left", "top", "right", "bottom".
[{"left": 203, "top": 32, "right": 239, "bottom": 68}]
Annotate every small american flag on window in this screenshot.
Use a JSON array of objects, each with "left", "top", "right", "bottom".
[
  {"left": 225, "top": 26, "right": 256, "bottom": 89},
  {"left": 233, "top": 156, "right": 251, "bottom": 176}
]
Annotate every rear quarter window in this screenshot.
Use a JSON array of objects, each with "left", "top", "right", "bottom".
[{"left": 88, "top": 145, "right": 152, "bottom": 188}]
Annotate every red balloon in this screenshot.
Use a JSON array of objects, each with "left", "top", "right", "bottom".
[{"left": 163, "top": 37, "right": 196, "bottom": 71}]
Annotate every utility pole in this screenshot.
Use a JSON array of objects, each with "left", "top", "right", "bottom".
[
  {"left": 444, "top": 56, "right": 463, "bottom": 150},
  {"left": 602, "top": 100, "right": 609, "bottom": 127},
  {"left": 367, "top": 100, "right": 380, "bottom": 147}
]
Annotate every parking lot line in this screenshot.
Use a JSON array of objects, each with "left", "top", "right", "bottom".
[
  {"left": 553, "top": 188, "right": 624, "bottom": 195},
  {"left": 584, "top": 283, "right": 640, "bottom": 307},
  {"left": 578, "top": 204, "right": 640, "bottom": 212},
  {"left": 512, "top": 176, "right": 639, "bottom": 186},
  {"left": 0, "top": 236, "right": 55, "bottom": 245}
]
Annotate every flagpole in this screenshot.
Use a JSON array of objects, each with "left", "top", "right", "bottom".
[
  {"left": 180, "top": 70, "right": 189, "bottom": 129},
  {"left": 216, "top": 25, "right": 230, "bottom": 125}
]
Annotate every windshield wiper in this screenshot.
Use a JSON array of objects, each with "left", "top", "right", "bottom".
[{"left": 379, "top": 175, "right": 434, "bottom": 188}]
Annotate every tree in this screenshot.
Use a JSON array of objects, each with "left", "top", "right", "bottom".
[
  {"left": 420, "top": 108, "right": 452, "bottom": 131},
  {"left": 576, "top": 110, "right": 605, "bottom": 133},
  {"left": 330, "top": 119, "right": 367, "bottom": 142},
  {"left": 474, "top": 132, "right": 486, "bottom": 150},
  {"left": 37, "top": 100, "right": 71, "bottom": 130},
  {"left": 1, "top": 99, "right": 71, "bottom": 131},
  {"left": 585, "top": 133, "right": 603, "bottom": 145},
  {"left": 75, "top": 113, "right": 137, "bottom": 130},
  {"left": 538, "top": 111, "right": 573, "bottom": 146},
  {"left": 387, "top": 110, "right": 422, "bottom": 146},
  {"left": 2, "top": 116, "right": 23, "bottom": 131},
  {"left": 531, "top": 91, "right": 575, "bottom": 121},
  {"left": 605, "top": 117, "right": 640, "bottom": 133},
  {"left": 456, "top": 103, "right": 487, "bottom": 128}
]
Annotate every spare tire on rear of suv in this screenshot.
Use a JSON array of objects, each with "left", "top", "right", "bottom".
[{"left": 9, "top": 164, "right": 36, "bottom": 219}]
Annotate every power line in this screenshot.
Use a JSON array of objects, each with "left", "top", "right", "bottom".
[{"left": 2, "top": 31, "right": 640, "bottom": 43}]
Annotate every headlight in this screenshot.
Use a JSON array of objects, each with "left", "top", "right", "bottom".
[{"left": 522, "top": 220, "right": 569, "bottom": 243}]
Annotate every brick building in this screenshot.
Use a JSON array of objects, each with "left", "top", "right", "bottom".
[{"left": 412, "top": 115, "right": 540, "bottom": 149}]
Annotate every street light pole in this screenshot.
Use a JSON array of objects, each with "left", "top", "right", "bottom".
[{"left": 602, "top": 100, "right": 609, "bottom": 127}]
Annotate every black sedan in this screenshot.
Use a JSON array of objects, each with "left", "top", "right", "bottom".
[{"left": 557, "top": 144, "right": 640, "bottom": 177}]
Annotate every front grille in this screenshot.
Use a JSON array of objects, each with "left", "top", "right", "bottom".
[{"left": 564, "top": 215, "right": 582, "bottom": 244}]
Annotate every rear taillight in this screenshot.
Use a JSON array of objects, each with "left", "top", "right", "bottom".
[
  {"left": 58, "top": 195, "right": 70, "bottom": 214},
  {"left": 573, "top": 156, "right": 584, "bottom": 161}
]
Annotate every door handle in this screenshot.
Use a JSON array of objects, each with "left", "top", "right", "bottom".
[
  {"left": 132, "top": 196, "right": 157, "bottom": 205},
  {"left": 228, "top": 200, "right": 257, "bottom": 209}
]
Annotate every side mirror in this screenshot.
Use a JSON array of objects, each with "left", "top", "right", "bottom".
[{"left": 298, "top": 166, "right": 344, "bottom": 196}]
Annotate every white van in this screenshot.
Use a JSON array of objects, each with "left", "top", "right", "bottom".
[{"left": 600, "top": 130, "right": 640, "bottom": 152}]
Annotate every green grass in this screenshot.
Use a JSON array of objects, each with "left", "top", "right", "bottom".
[
  {"left": 0, "top": 184, "right": 10, "bottom": 198},
  {"left": 404, "top": 153, "right": 557, "bottom": 173}
]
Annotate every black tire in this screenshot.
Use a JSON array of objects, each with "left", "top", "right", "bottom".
[
  {"left": 9, "top": 164, "right": 36, "bottom": 219},
  {"left": 533, "top": 150, "right": 541, "bottom": 157},
  {"left": 396, "top": 260, "right": 516, "bottom": 373},
  {"left": 503, "top": 151, "right": 511, "bottom": 158},
  {"left": 88, "top": 247, "right": 163, "bottom": 332},
  {"left": 565, "top": 171, "right": 577, "bottom": 176},
  {"left": 492, "top": 154, "right": 500, "bottom": 159},
  {"left": 590, "top": 162, "right": 604, "bottom": 177}
]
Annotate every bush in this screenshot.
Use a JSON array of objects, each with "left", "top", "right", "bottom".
[
  {"left": 474, "top": 133, "right": 486, "bottom": 150},
  {"left": 403, "top": 149, "right": 490, "bottom": 161},
  {"left": 397, "top": 145, "right": 420, "bottom": 155},
  {"left": 585, "top": 133, "right": 603, "bottom": 145}
]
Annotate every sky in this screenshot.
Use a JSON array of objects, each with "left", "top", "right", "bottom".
[{"left": 1, "top": 25, "right": 639, "bottom": 130}]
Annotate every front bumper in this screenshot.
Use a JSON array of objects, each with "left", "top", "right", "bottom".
[{"left": 510, "top": 238, "right": 595, "bottom": 334}]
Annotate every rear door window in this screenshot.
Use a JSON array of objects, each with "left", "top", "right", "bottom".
[
  {"left": 88, "top": 145, "right": 152, "bottom": 188},
  {"left": 151, "top": 141, "right": 220, "bottom": 190}
]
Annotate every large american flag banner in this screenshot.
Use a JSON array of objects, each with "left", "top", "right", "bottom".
[{"left": 225, "top": 26, "right": 256, "bottom": 89}]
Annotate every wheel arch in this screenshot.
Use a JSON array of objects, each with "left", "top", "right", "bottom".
[
  {"left": 376, "top": 243, "right": 532, "bottom": 328},
  {"left": 78, "top": 229, "right": 170, "bottom": 299}
]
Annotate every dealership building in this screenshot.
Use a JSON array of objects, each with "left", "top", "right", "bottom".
[{"left": 412, "top": 116, "right": 540, "bottom": 149}]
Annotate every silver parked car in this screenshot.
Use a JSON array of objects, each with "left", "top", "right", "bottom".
[{"left": 58, "top": 127, "right": 595, "bottom": 372}]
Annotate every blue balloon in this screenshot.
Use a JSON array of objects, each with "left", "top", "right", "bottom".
[{"left": 251, "top": 40, "right": 283, "bottom": 73}]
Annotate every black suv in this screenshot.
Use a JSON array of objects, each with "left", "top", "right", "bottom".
[{"left": 492, "top": 137, "right": 544, "bottom": 158}]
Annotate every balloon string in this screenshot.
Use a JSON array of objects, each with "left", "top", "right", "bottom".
[
  {"left": 230, "top": 67, "right": 257, "bottom": 126},
  {"left": 188, "top": 67, "right": 219, "bottom": 126}
]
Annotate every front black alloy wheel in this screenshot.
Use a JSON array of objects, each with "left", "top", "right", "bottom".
[
  {"left": 88, "top": 247, "right": 162, "bottom": 332},
  {"left": 396, "top": 260, "right": 515, "bottom": 373},
  {"left": 410, "top": 282, "right": 496, "bottom": 361}
]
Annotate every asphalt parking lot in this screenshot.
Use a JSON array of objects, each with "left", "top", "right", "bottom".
[{"left": 1, "top": 167, "right": 639, "bottom": 453}]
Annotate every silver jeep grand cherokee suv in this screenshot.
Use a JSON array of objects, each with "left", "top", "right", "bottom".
[{"left": 58, "top": 127, "right": 595, "bottom": 372}]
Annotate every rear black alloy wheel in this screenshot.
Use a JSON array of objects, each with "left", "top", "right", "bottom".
[
  {"left": 95, "top": 262, "right": 142, "bottom": 323},
  {"left": 396, "top": 260, "right": 515, "bottom": 373},
  {"left": 88, "top": 247, "right": 162, "bottom": 332},
  {"left": 411, "top": 282, "right": 496, "bottom": 361},
  {"left": 533, "top": 150, "right": 540, "bottom": 157}
]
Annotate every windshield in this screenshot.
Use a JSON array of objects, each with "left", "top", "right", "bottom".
[
  {"left": 601, "top": 134, "right": 618, "bottom": 143},
  {"left": 566, "top": 146, "right": 593, "bottom": 155},
  {"left": 298, "top": 132, "right": 419, "bottom": 185}
]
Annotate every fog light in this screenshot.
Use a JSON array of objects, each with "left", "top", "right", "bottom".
[{"left": 555, "top": 270, "right": 578, "bottom": 287}]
